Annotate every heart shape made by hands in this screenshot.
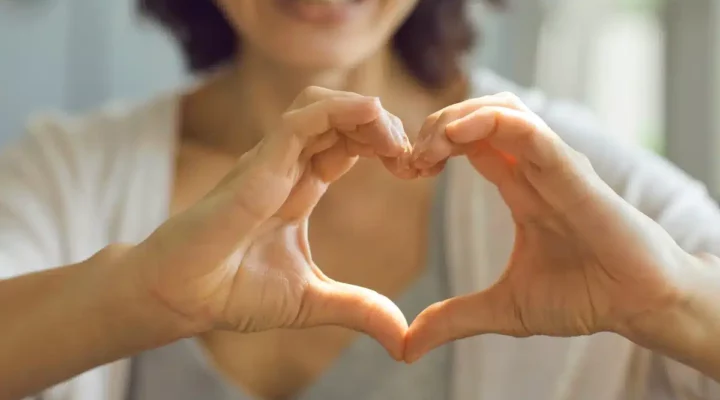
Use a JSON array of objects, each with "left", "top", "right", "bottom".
[{"left": 147, "top": 88, "right": 683, "bottom": 368}]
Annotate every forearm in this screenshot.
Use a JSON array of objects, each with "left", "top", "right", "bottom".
[
  {"left": 0, "top": 246, "right": 189, "bottom": 399},
  {"left": 623, "top": 252, "right": 720, "bottom": 382}
]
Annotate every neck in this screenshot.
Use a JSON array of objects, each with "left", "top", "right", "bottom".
[{"left": 182, "top": 46, "right": 450, "bottom": 154}]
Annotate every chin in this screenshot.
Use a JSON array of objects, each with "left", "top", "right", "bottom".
[
  {"left": 220, "top": 0, "right": 418, "bottom": 70},
  {"left": 267, "top": 35, "right": 382, "bottom": 71}
]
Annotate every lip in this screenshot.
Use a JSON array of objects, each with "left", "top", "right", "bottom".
[{"left": 275, "top": 0, "right": 368, "bottom": 25}]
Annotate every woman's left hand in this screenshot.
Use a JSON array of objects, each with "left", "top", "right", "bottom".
[{"left": 403, "top": 92, "right": 696, "bottom": 362}]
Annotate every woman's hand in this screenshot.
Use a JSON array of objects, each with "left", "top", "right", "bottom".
[
  {"left": 404, "top": 92, "right": 698, "bottom": 362},
  {"left": 123, "top": 87, "right": 414, "bottom": 359}
]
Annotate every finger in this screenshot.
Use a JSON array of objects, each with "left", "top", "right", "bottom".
[
  {"left": 205, "top": 98, "right": 380, "bottom": 227},
  {"left": 379, "top": 114, "right": 416, "bottom": 179},
  {"left": 418, "top": 158, "right": 447, "bottom": 178},
  {"left": 293, "top": 100, "right": 408, "bottom": 159},
  {"left": 345, "top": 139, "right": 377, "bottom": 157},
  {"left": 312, "top": 137, "right": 359, "bottom": 183},
  {"left": 282, "top": 96, "right": 382, "bottom": 143},
  {"left": 291, "top": 87, "right": 409, "bottom": 158},
  {"left": 381, "top": 150, "right": 418, "bottom": 180},
  {"left": 404, "top": 283, "right": 521, "bottom": 363},
  {"left": 303, "top": 280, "right": 409, "bottom": 361},
  {"left": 412, "top": 119, "right": 459, "bottom": 170},
  {"left": 465, "top": 144, "right": 549, "bottom": 221},
  {"left": 445, "top": 106, "right": 602, "bottom": 213},
  {"left": 344, "top": 111, "right": 408, "bottom": 158},
  {"left": 463, "top": 141, "right": 514, "bottom": 186},
  {"left": 304, "top": 130, "right": 340, "bottom": 156},
  {"left": 249, "top": 96, "right": 379, "bottom": 180},
  {"left": 412, "top": 93, "right": 527, "bottom": 170},
  {"left": 414, "top": 92, "right": 528, "bottom": 152},
  {"left": 444, "top": 106, "right": 563, "bottom": 172},
  {"left": 312, "top": 114, "right": 411, "bottom": 182}
]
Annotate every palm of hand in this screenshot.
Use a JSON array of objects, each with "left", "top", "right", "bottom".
[
  {"left": 220, "top": 139, "right": 359, "bottom": 333},
  {"left": 494, "top": 167, "right": 682, "bottom": 338}
]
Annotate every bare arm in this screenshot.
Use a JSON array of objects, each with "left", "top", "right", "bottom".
[
  {"left": 0, "top": 246, "right": 188, "bottom": 400},
  {"left": 620, "top": 252, "right": 720, "bottom": 383}
]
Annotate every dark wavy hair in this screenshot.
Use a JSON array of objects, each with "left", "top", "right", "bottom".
[{"left": 139, "top": 0, "right": 503, "bottom": 88}]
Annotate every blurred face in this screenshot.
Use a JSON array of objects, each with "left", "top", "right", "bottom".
[{"left": 214, "top": 0, "right": 420, "bottom": 70}]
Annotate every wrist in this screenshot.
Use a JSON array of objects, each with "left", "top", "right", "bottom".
[
  {"left": 617, "top": 252, "right": 720, "bottom": 369},
  {"left": 84, "top": 245, "right": 199, "bottom": 348}
]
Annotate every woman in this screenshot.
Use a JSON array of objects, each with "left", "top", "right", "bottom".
[{"left": 2, "top": 0, "right": 720, "bottom": 399}]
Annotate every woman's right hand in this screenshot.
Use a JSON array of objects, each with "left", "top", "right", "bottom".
[{"left": 119, "top": 87, "right": 413, "bottom": 359}]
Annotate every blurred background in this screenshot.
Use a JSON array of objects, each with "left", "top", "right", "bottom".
[{"left": 1, "top": 0, "right": 719, "bottom": 195}]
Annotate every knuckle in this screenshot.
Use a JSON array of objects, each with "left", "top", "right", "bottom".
[
  {"left": 570, "top": 148, "right": 594, "bottom": 172},
  {"left": 496, "top": 91, "right": 524, "bottom": 108},
  {"left": 291, "top": 86, "right": 326, "bottom": 108},
  {"left": 496, "top": 91, "right": 519, "bottom": 101},
  {"left": 301, "top": 85, "right": 324, "bottom": 99},
  {"left": 426, "top": 110, "right": 443, "bottom": 126},
  {"left": 430, "top": 109, "right": 455, "bottom": 134},
  {"left": 280, "top": 110, "right": 303, "bottom": 138}
]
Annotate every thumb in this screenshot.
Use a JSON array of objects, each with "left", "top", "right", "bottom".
[
  {"left": 404, "top": 283, "right": 519, "bottom": 363},
  {"left": 302, "top": 280, "right": 408, "bottom": 361}
]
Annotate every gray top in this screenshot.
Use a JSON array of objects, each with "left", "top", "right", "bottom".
[{"left": 128, "top": 175, "right": 453, "bottom": 400}]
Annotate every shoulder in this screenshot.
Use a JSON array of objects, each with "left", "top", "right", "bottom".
[
  {"left": 0, "top": 94, "right": 178, "bottom": 192},
  {"left": 0, "top": 95, "right": 179, "bottom": 271},
  {"left": 3, "top": 94, "right": 177, "bottom": 169}
]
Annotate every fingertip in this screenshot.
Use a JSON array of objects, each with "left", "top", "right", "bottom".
[
  {"left": 403, "top": 303, "right": 444, "bottom": 363},
  {"left": 381, "top": 153, "right": 420, "bottom": 180}
]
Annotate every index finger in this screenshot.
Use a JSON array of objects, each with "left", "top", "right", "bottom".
[
  {"left": 262, "top": 96, "right": 392, "bottom": 174},
  {"left": 445, "top": 106, "right": 565, "bottom": 171}
]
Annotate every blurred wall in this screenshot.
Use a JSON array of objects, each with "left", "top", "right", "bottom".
[
  {"left": 0, "top": 0, "right": 186, "bottom": 147},
  {"left": 0, "top": 1, "right": 70, "bottom": 146}
]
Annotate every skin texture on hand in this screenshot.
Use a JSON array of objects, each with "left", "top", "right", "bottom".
[
  {"left": 125, "top": 87, "right": 416, "bottom": 360},
  {"left": 404, "top": 92, "right": 696, "bottom": 363}
]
